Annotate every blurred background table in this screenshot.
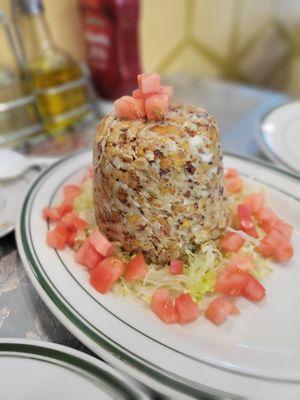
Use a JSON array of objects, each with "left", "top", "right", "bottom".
[{"left": 0, "top": 76, "right": 289, "bottom": 392}]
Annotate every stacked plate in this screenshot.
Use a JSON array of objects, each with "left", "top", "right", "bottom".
[
  {"left": 257, "top": 101, "right": 300, "bottom": 174},
  {"left": 0, "top": 339, "right": 148, "bottom": 400}
]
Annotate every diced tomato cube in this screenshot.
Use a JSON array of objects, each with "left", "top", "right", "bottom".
[
  {"left": 46, "top": 225, "right": 69, "bottom": 250},
  {"left": 125, "top": 253, "right": 148, "bottom": 282},
  {"left": 114, "top": 96, "right": 146, "bottom": 119},
  {"left": 150, "top": 289, "right": 178, "bottom": 324},
  {"left": 88, "top": 230, "right": 113, "bottom": 257},
  {"left": 245, "top": 193, "right": 265, "bottom": 214},
  {"left": 255, "top": 207, "right": 278, "bottom": 233},
  {"left": 273, "top": 219, "right": 293, "bottom": 241},
  {"left": 219, "top": 232, "right": 245, "bottom": 253},
  {"left": 42, "top": 207, "right": 60, "bottom": 222},
  {"left": 175, "top": 293, "right": 199, "bottom": 324},
  {"left": 60, "top": 212, "right": 76, "bottom": 229},
  {"left": 237, "top": 204, "right": 258, "bottom": 238},
  {"left": 57, "top": 202, "right": 73, "bottom": 216},
  {"left": 272, "top": 241, "right": 294, "bottom": 262},
  {"left": 205, "top": 296, "right": 233, "bottom": 326},
  {"left": 256, "top": 229, "right": 282, "bottom": 257},
  {"left": 161, "top": 85, "right": 173, "bottom": 102},
  {"left": 227, "top": 254, "right": 254, "bottom": 271},
  {"left": 90, "top": 257, "right": 124, "bottom": 294},
  {"left": 215, "top": 266, "right": 251, "bottom": 296},
  {"left": 145, "top": 94, "right": 169, "bottom": 121},
  {"left": 132, "top": 88, "right": 144, "bottom": 100},
  {"left": 138, "top": 73, "right": 162, "bottom": 95},
  {"left": 75, "top": 239, "right": 104, "bottom": 270},
  {"left": 73, "top": 217, "right": 88, "bottom": 230},
  {"left": 256, "top": 242, "right": 273, "bottom": 257},
  {"left": 66, "top": 228, "right": 77, "bottom": 247},
  {"left": 169, "top": 259, "right": 184, "bottom": 275},
  {"left": 243, "top": 276, "right": 265, "bottom": 301},
  {"left": 63, "top": 185, "right": 81, "bottom": 204},
  {"left": 61, "top": 212, "right": 88, "bottom": 231},
  {"left": 225, "top": 168, "right": 238, "bottom": 179},
  {"left": 225, "top": 176, "right": 243, "bottom": 193}
]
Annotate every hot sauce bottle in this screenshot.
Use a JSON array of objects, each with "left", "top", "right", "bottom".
[{"left": 79, "top": 0, "right": 141, "bottom": 100}]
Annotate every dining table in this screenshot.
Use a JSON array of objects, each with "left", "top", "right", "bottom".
[{"left": 0, "top": 75, "right": 289, "bottom": 398}]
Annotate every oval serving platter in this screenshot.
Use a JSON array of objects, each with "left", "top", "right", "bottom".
[{"left": 16, "top": 150, "right": 300, "bottom": 400}]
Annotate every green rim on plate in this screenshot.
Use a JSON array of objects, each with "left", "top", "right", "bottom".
[
  {"left": 256, "top": 100, "right": 300, "bottom": 175},
  {"left": 0, "top": 341, "right": 144, "bottom": 400},
  {"left": 17, "top": 150, "right": 300, "bottom": 400}
]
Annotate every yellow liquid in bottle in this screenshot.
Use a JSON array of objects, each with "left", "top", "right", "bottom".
[{"left": 29, "top": 52, "right": 89, "bottom": 132}]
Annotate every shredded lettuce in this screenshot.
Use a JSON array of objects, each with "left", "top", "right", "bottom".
[
  {"left": 74, "top": 171, "right": 272, "bottom": 307},
  {"left": 113, "top": 242, "right": 222, "bottom": 305}
]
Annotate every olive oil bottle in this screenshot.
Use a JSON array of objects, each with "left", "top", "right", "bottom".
[{"left": 15, "top": 0, "right": 90, "bottom": 133}]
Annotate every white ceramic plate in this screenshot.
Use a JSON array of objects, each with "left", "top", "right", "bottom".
[
  {"left": 0, "top": 169, "right": 37, "bottom": 238},
  {"left": 16, "top": 150, "right": 300, "bottom": 400},
  {"left": 257, "top": 101, "right": 300, "bottom": 174},
  {"left": 0, "top": 339, "right": 148, "bottom": 400}
]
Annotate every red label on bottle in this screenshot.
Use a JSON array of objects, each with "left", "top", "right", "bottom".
[{"left": 80, "top": 0, "right": 141, "bottom": 100}]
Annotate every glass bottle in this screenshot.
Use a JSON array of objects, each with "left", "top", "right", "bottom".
[
  {"left": 0, "top": 10, "right": 42, "bottom": 144},
  {"left": 15, "top": 0, "right": 90, "bottom": 133},
  {"left": 79, "top": 0, "right": 141, "bottom": 101}
]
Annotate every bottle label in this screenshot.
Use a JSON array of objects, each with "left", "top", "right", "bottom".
[
  {"left": 80, "top": 1, "right": 141, "bottom": 99},
  {"left": 82, "top": 13, "right": 117, "bottom": 83}
]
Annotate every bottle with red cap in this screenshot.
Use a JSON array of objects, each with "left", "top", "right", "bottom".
[{"left": 79, "top": 0, "right": 141, "bottom": 102}]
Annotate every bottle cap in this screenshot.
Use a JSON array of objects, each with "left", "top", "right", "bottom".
[{"left": 18, "top": 0, "right": 44, "bottom": 15}]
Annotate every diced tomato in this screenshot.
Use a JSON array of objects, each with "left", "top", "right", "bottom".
[
  {"left": 75, "top": 239, "right": 104, "bottom": 270},
  {"left": 237, "top": 204, "right": 258, "bottom": 238},
  {"left": 63, "top": 185, "right": 81, "bottom": 204},
  {"left": 227, "top": 254, "right": 254, "bottom": 271},
  {"left": 161, "top": 85, "right": 173, "bottom": 102},
  {"left": 66, "top": 228, "right": 77, "bottom": 247},
  {"left": 73, "top": 217, "right": 88, "bottom": 230},
  {"left": 169, "top": 259, "right": 184, "bottom": 275},
  {"left": 225, "top": 176, "right": 243, "bottom": 193},
  {"left": 256, "top": 229, "right": 283, "bottom": 257},
  {"left": 138, "top": 73, "right": 162, "bottom": 95},
  {"left": 60, "top": 212, "right": 76, "bottom": 229},
  {"left": 243, "top": 276, "right": 265, "bottom": 301},
  {"left": 132, "top": 88, "right": 145, "bottom": 100},
  {"left": 145, "top": 94, "right": 169, "bottom": 121},
  {"left": 90, "top": 257, "right": 124, "bottom": 294},
  {"left": 205, "top": 296, "right": 233, "bottom": 326},
  {"left": 225, "top": 168, "right": 238, "bottom": 178},
  {"left": 42, "top": 206, "right": 60, "bottom": 222},
  {"left": 245, "top": 193, "right": 265, "bottom": 214},
  {"left": 125, "top": 253, "right": 148, "bottom": 282},
  {"left": 273, "top": 219, "right": 293, "bottom": 241},
  {"left": 150, "top": 289, "right": 178, "bottom": 324},
  {"left": 219, "top": 232, "right": 245, "bottom": 253},
  {"left": 229, "top": 302, "right": 240, "bottom": 315},
  {"left": 114, "top": 96, "right": 146, "bottom": 119},
  {"left": 46, "top": 224, "right": 69, "bottom": 250},
  {"left": 255, "top": 207, "right": 278, "bottom": 233},
  {"left": 88, "top": 230, "right": 113, "bottom": 258},
  {"left": 272, "top": 241, "right": 294, "bottom": 262},
  {"left": 175, "top": 293, "right": 199, "bottom": 324},
  {"left": 57, "top": 202, "right": 73, "bottom": 216},
  {"left": 215, "top": 266, "right": 250, "bottom": 296},
  {"left": 61, "top": 212, "right": 88, "bottom": 231}
]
